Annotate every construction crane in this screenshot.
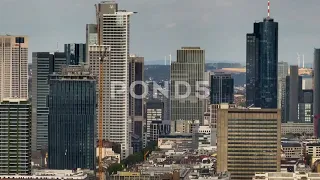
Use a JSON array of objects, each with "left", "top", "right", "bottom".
[
  {"left": 144, "top": 150, "right": 150, "bottom": 161},
  {"left": 95, "top": 3, "right": 105, "bottom": 180}
]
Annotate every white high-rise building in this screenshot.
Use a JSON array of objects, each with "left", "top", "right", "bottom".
[
  {"left": 0, "top": 35, "right": 28, "bottom": 101},
  {"left": 93, "top": 1, "right": 135, "bottom": 159}
]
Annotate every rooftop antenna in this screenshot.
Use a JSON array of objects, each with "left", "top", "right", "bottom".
[
  {"left": 267, "top": 0, "right": 270, "bottom": 18},
  {"left": 302, "top": 54, "right": 305, "bottom": 68},
  {"left": 56, "top": 42, "right": 59, "bottom": 52},
  {"left": 169, "top": 54, "right": 172, "bottom": 65},
  {"left": 297, "top": 53, "right": 300, "bottom": 68}
]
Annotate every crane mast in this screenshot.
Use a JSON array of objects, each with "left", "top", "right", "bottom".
[{"left": 96, "top": 3, "right": 104, "bottom": 180}]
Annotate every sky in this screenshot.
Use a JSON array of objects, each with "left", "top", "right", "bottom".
[{"left": 1, "top": 0, "right": 320, "bottom": 65}]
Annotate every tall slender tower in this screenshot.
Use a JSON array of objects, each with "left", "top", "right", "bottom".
[
  {"left": 94, "top": 1, "right": 135, "bottom": 159},
  {"left": 246, "top": 1, "right": 278, "bottom": 108},
  {"left": 129, "top": 55, "right": 144, "bottom": 152},
  {"left": 313, "top": 49, "right": 320, "bottom": 137},
  {"left": 0, "top": 35, "right": 28, "bottom": 101}
]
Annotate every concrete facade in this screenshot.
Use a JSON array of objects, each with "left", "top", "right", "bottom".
[{"left": 217, "top": 105, "right": 281, "bottom": 180}]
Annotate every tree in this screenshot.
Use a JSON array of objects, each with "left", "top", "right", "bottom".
[
  {"left": 305, "top": 154, "right": 312, "bottom": 166},
  {"left": 107, "top": 163, "right": 124, "bottom": 175},
  {"left": 122, "top": 153, "right": 143, "bottom": 166}
]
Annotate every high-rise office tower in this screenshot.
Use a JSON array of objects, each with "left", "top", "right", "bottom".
[
  {"left": 86, "top": 24, "right": 98, "bottom": 63},
  {"left": 278, "top": 61, "right": 289, "bottom": 113},
  {"left": 314, "top": 49, "right": 320, "bottom": 137},
  {"left": 170, "top": 47, "right": 205, "bottom": 132},
  {"left": 48, "top": 65, "right": 96, "bottom": 170},
  {"left": 209, "top": 72, "right": 234, "bottom": 146},
  {"left": 0, "top": 35, "right": 28, "bottom": 101},
  {"left": 302, "top": 76, "right": 313, "bottom": 90},
  {"left": 246, "top": 12, "right": 278, "bottom": 108},
  {"left": 299, "top": 90, "right": 313, "bottom": 123},
  {"left": 217, "top": 105, "right": 281, "bottom": 180},
  {"left": 0, "top": 99, "right": 31, "bottom": 175},
  {"left": 129, "top": 55, "right": 144, "bottom": 140},
  {"left": 246, "top": 32, "right": 260, "bottom": 107},
  {"left": 145, "top": 100, "right": 165, "bottom": 146},
  {"left": 31, "top": 52, "right": 66, "bottom": 152},
  {"left": 288, "top": 66, "right": 300, "bottom": 123},
  {"left": 88, "top": 45, "right": 110, "bottom": 137},
  {"left": 284, "top": 69, "right": 303, "bottom": 123},
  {"left": 64, "top": 43, "right": 86, "bottom": 65},
  {"left": 210, "top": 72, "right": 234, "bottom": 104},
  {"left": 95, "top": 1, "right": 135, "bottom": 159}
]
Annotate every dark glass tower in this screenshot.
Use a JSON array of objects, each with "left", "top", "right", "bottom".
[
  {"left": 210, "top": 73, "right": 234, "bottom": 104},
  {"left": 129, "top": 56, "right": 144, "bottom": 153},
  {"left": 48, "top": 65, "right": 96, "bottom": 170},
  {"left": 64, "top": 43, "right": 86, "bottom": 65},
  {"left": 246, "top": 17, "right": 278, "bottom": 108},
  {"left": 314, "top": 49, "right": 320, "bottom": 137},
  {"left": 284, "top": 66, "right": 303, "bottom": 123},
  {"left": 31, "top": 52, "right": 66, "bottom": 152}
]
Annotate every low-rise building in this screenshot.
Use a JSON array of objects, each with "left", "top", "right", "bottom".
[
  {"left": 253, "top": 172, "right": 320, "bottom": 180},
  {"left": 109, "top": 171, "right": 179, "bottom": 180},
  {"left": 282, "top": 142, "right": 302, "bottom": 159},
  {"left": 158, "top": 133, "right": 193, "bottom": 150},
  {"left": 306, "top": 143, "right": 320, "bottom": 158},
  {"left": 281, "top": 123, "right": 313, "bottom": 135},
  {"left": 0, "top": 169, "right": 90, "bottom": 180},
  {"left": 193, "top": 126, "right": 213, "bottom": 150},
  {"left": 96, "top": 148, "right": 120, "bottom": 164}
]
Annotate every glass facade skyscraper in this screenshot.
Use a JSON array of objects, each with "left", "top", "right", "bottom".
[
  {"left": 313, "top": 49, "right": 320, "bottom": 137},
  {"left": 246, "top": 17, "right": 278, "bottom": 108},
  {"left": 31, "top": 52, "right": 66, "bottom": 152},
  {"left": 210, "top": 73, "right": 234, "bottom": 104},
  {"left": 64, "top": 43, "right": 86, "bottom": 65},
  {"left": 48, "top": 65, "right": 96, "bottom": 170}
]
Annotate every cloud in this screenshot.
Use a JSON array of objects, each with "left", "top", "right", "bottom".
[
  {"left": 165, "top": 23, "right": 177, "bottom": 29},
  {"left": 216, "top": 0, "right": 233, "bottom": 7}
]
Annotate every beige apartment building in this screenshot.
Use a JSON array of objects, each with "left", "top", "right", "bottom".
[
  {"left": 0, "top": 35, "right": 28, "bottom": 101},
  {"left": 217, "top": 105, "right": 281, "bottom": 180}
]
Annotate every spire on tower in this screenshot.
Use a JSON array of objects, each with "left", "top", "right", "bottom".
[{"left": 268, "top": 0, "right": 270, "bottom": 18}]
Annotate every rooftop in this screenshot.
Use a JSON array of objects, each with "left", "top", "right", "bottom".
[{"left": 0, "top": 169, "right": 89, "bottom": 180}]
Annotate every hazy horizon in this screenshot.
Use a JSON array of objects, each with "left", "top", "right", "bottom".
[{"left": 2, "top": 0, "right": 320, "bottom": 64}]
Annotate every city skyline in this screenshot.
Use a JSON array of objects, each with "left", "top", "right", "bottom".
[{"left": 1, "top": 0, "right": 320, "bottom": 64}]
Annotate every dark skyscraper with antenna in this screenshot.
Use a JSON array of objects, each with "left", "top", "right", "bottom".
[{"left": 246, "top": 1, "right": 278, "bottom": 108}]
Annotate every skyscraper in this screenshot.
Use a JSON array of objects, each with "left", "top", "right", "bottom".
[
  {"left": 210, "top": 72, "right": 234, "bottom": 104},
  {"left": 217, "top": 105, "right": 281, "bottom": 180},
  {"left": 278, "top": 61, "right": 289, "bottom": 111},
  {"left": 145, "top": 100, "right": 165, "bottom": 146},
  {"left": 246, "top": 32, "right": 260, "bottom": 107},
  {"left": 86, "top": 24, "right": 98, "bottom": 63},
  {"left": 170, "top": 47, "right": 205, "bottom": 132},
  {"left": 313, "top": 49, "right": 320, "bottom": 137},
  {"left": 31, "top": 52, "right": 66, "bottom": 152},
  {"left": 299, "top": 90, "right": 313, "bottom": 123},
  {"left": 289, "top": 66, "right": 300, "bottom": 123},
  {"left": 64, "top": 43, "right": 86, "bottom": 65},
  {"left": 48, "top": 65, "right": 96, "bottom": 170},
  {"left": 94, "top": 1, "right": 135, "bottom": 159},
  {"left": 0, "top": 99, "right": 31, "bottom": 175},
  {"left": 0, "top": 35, "right": 28, "bottom": 101},
  {"left": 246, "top": 14, "right": 278, "bottom": 108},
  {"left": 129, "top": 55, "right": 144, "bottom": 140}
]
